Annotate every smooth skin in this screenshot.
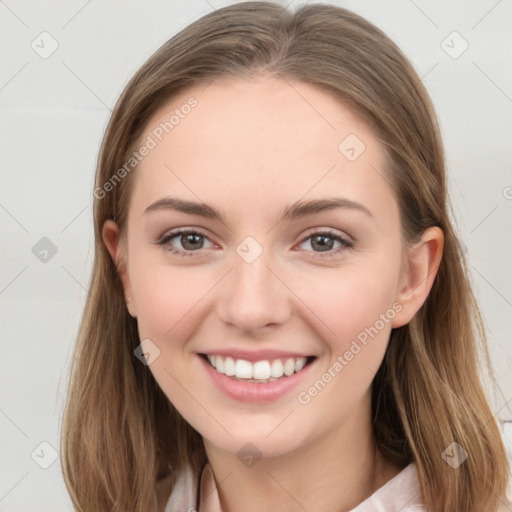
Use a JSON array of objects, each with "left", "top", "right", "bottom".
[{"left": 103, "top": 75, "right": 443, "bottom": 512}]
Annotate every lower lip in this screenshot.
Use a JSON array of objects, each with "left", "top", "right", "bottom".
[{"left": 199, "top": 355, "right": 316, "bottom": 403}]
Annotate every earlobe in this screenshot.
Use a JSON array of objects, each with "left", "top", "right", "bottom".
[
  {"left": 102, "top": 220, "right": 137, "bottom": 318},
  {"left": 391, "top": 226, "right": 444, "bottom": 328}
]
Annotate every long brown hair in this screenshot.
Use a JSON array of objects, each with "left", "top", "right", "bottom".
[{"left": 60, "top": 2, "right": 510, "bottom": 511}]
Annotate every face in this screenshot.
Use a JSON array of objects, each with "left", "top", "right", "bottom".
[{"left": 104, "top": 75, "right": 427, "bottom": 459}]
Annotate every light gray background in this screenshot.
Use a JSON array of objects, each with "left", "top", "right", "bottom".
[{"left": 1, "top": 1, "right": 511, "bottom": 510}]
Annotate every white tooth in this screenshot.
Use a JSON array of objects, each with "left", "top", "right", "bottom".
[
  {"left": 216, "top": 356, "right": 225, "bottom": 374},
  {"left": 235, "top": 359, "right": 253, "bottom": 379},
  {"left": 283, "top": 358, "right": 295, "bottom": 376},
  {"left": 224, "top": 356, "right": 235, "bottom": 376},
  {"left": 294, "top": 357, "right": 306, "bottom": 372},
  {"left": 270, "top": 359, "right": 284, "bottom": 378},
  {"left": 253, "top": 360, "right": 271, "bottom": 380},
  {"left": 209, "top": 355, "right": 217, "bottom": 368}
]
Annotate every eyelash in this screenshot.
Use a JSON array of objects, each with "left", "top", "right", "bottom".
[{"left": 155, "top": 228, "right": 354, "bottom": 258}]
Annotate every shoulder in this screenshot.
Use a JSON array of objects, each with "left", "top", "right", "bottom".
[
  {"left": 349, "top": 463, "right": 426, "bottom": 512},
  {"left": 159, "top": 464, "right": 198, "bottom": 512},
  {"left": 155, "top": 473, "right": 176, "bottom": 512}
]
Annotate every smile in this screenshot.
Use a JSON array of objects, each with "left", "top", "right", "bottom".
[{"left": 202, "top": 354, "right": 315, "bottom": 383}]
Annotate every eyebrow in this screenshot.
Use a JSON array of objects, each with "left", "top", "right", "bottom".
[{"left": 144, "top": 196, "right": 373, "bottom": 223}]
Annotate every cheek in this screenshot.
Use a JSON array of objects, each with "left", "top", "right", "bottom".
[
  {"left": 333, "top": 281, "right": 397, "bottom": 348},
  {"left": 298, "top": 261, "right": 401, "bottom": 350},
  {"left": 292, "top": 271, "right": 400, "bottom": 420},
  {"left": 290, "top": 258, "right": 402, "bottom": 410},
  {"left": 130, "top": 256, "right": 214, "bottom": 340}
]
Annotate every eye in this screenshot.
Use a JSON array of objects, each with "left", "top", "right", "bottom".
[
  {"left": 155, "top": 227, "right": 353, "bottom": 258},
  {"left": 155, "top": 229, "right": 215, "bottom": 257},
  {"left": 297, "top": 229, "right": 353, "bottom": 257}
]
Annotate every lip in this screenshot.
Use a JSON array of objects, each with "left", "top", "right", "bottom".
[{"left": 198, "top": 353, "right": 317, "bottom": 403}]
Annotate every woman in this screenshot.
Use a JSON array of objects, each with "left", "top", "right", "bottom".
[{"left": 61, "top": 2, "right": 511, "bottom": 511}]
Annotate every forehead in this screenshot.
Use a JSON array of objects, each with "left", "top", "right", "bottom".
[
  {"left": 143, "top": 74, "right": 374, "bottom": 165},
  {"left": 130, "top": 75, "right": 395, "bottom": 224}
]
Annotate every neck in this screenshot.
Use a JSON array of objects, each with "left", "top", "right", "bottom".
[{"left": 203, "top": 392, "right": 402, "bottom": 512}]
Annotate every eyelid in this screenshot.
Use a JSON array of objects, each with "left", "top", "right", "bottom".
[
  {"left": 156, "top": 227, "right": 212, "bottom": 244},
  {"left": 298, "top": 226, "right": 354, "bottom": 244}
]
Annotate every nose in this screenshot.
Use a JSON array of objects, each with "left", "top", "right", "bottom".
[{"left": 216, "top": 246, "right": 291, "bottom": 334}]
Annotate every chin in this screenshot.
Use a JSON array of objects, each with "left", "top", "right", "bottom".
[{"left": 200, "top": 421, "right": 308, "bottom": 461}]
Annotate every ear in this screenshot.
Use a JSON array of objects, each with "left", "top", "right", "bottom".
[
  {"left": 391, "top": 226, "right": 444, "bottom": 328},
  {"left": 102, "top": 220, "right": 137, "bottom": 318}
]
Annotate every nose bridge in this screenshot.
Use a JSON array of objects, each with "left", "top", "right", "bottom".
[{"left": 217, "top": 235, "right": 289, "bottom": 332}]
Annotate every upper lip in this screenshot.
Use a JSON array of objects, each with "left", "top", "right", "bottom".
[{"left": 199, "top": 349, "right": 315, "bottom": 362}]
